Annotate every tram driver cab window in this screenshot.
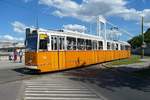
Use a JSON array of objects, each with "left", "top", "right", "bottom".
[{"left": 39, "top": 34, "right": 49, "bottom": 51}]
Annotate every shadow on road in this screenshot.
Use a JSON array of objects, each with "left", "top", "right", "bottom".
[
  {"left": 10, "top": 64, "right": 150, "bottom": 92},
  {"left": 66, "top": 65, "right": 150, "bottom": 92},
  {"left": 12, "top": 68, "right": 40, "bottom": 75}
]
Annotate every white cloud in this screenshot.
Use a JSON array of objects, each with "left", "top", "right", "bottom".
[
  {"left": 3, "top": 35, "right": 14, "bottom": 41},
  {"left": 63, "top": 24, "right": 87, "bottom": 33},
  {"left": 144, "top": 23, "right": 150, "bottom": 27},
  {"left": 38, "top": 0, "right": 128, "bottom": 22},
  {"left": 38, "top": 0, "right": 150, "bottom": 27},
  {"left": 129, "top": 9, "right": 150, "bottom": 27},
  {"left": 0, "top": 35, "right": 24, "bottom": 42},
  {"left": 11, "top": 21, "right": 27, "bottom": 33}
]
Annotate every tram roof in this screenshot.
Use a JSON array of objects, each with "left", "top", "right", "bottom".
[
  {"left": 38, "top": 29, "right": 104, "bottom": 41},
  {"left": 29, "top": 28, "right": 130, "bottom": 45}
]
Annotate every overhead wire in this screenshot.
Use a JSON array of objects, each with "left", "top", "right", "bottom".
[{"left": 106, "top": 21, "right": 133, "bottom": 37}]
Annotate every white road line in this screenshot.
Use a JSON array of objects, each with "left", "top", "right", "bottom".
[
  {"left": 25, "top": 93, "right": 97, "bottom": 97},
  {"left": 25, "top": 83, "right": 64, "bottom": 85},
  {"left": 24, "top": 81, "right": 73, "bottom": 84},
  {"left": 26, "top": 86, "right": 86, "bottom": 88},
  {"left": 25, "top": 84, "right": 81, "bottom": 86},
  {"left": 24, "top": 97, "right": 100, "bottom": 100},
  {"left": 25, "top": 90, "right": 92, "bottom": 94},
  {"left": 22, "top": 79, "right": 102, "bottom": 100},
  {"left": 26, "top": 88, "right": 89, "bottom": 91}
]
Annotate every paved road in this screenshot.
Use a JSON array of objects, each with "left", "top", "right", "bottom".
[
  {"left": 0, "top": 60, "right": 150, "bottom": 100},
  {"left": 0, "top": 60, "right": 37, "bottom": 100},
  {"left": 0, "top": 61, "right": 36, "bottom": 84},
  {"left": 63, "top": 64, "right": 150, "bottom": 100}
]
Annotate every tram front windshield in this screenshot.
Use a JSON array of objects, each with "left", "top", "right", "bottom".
[{"left": 26, "top": 31, "right": 38, "bottom": 51}]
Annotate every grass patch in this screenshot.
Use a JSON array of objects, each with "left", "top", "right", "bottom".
[{"left": 106, "top": 55, "right": 150, "bottom": 66}]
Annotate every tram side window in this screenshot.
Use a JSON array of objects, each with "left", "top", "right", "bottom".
[
  {"left": 67, "top": 37, "right": 76, "bottom": 50},
  {"left": 111, "top": 43, "right": 115, "bottom": 50},
  {"left": 92, "top": 40, "right": 97, "bottom": 50},
  {"left": 98, "top": 41, "right": 103, "bottom": 50},
  {"left": 86, "top": 39, "right": 92, "bottom": 50},
  {"left": 77, "top": 38, "right": 85, "bottom": 50},
  {"left": 51, "top": 36, "right": 58, "bottom": 50},
  {"left": 125, "top": 45, "right": 130, "bottom": 50},
  {"left": 39, "top": 34, "right": 49, "bottom": 50},
  {"left": 116, "top": 43, "right": 119, "bottom": 50},
  {"left": 59, "top": 37, "right": 65, "bottom": 50},
  {"left": 120, "top": 44, "right": 125, "bottom": 50},
  {"left": 107, "top": 42, "right": 111, "bottom": 50}
]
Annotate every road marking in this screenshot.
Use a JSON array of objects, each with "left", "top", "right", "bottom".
[
  {"left": 26, "top": 88, "right": 89, "bottom": 91},
  {"left": 25, "top": 90, "right": 92, "bottom": 94},
  {"left": 26, "top": 85, "right": 86, "bottom": 88},
  {"left": 24, "top": 97, "right": 100, "bottom": 100},
  {"left": 25, "top": 93, "right": 97, "bottom": 97},
  {"left": 22, "top": 77, "right": 101, "bottom": 100}
]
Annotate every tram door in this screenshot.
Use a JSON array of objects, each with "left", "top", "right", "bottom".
[{"left": 51, "top": 35, "right": 65, "bottom": 70}]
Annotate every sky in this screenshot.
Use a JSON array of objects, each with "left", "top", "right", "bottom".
[{"left": 0, "top": 0, "right": 150, "bottom": 42}]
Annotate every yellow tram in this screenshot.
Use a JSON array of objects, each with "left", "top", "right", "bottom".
[
  {"left": 25, "top": 16, "right": 130, "bottom": 73},
  {"left": 25, "top": 27, "right": 130, "bottom": 73}
]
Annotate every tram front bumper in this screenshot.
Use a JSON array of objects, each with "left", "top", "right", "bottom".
[{"left": 26, "top": 65, "right": 38, "bottom": 70}]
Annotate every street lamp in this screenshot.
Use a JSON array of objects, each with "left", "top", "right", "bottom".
[{"left": 141, "top": 15, "right": 145, "bottom": 59}]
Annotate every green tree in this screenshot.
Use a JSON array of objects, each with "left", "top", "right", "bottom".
[
  {"left": 128, "top": 28, "right": 150, "bottom": 49},
  {"left": 144, "top": 28, "right": 150, "bottom": 43}
]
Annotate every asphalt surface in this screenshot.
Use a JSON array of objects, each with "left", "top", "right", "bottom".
[
  {"left": 0, "top": 61, "right": 37, "bottom": 84},
  {"left": 0, "top": 60, "right": 37, "bottom": 100},
  {"left": 62, "top": 64, "right": 150, "bottom": 100},
  {"left": 0, "top": 60, "right": 150, "bottom": 100}
]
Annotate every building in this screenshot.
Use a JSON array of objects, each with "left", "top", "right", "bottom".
[{"left": 0, "top": 41, "right": 25, "bottom": 60}]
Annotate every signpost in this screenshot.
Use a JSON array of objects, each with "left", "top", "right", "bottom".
[{"left": 141, "top": 16, "right": 145, "bottom": 59}]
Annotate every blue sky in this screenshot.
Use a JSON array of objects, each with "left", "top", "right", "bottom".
[{"left": 0, "top": 0, "right": 150, "bottom": 42}]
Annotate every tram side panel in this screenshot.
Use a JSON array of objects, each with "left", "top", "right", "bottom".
[
  {"left": 64, "top": 50, "right": 96, "bottom": 69},
  {"left": 113, "top": 50, "right": 117, "bottom": 60},
  {"left": 114, "top": 50, "right": 120, "bottom": 60},
  {"left": 25, "top": 50, "right": 131, "bottom": 72},
  {"left": 97, "top": 50, "right": 106, "bottom": 63},
  {"left": 78, "top": 51, "right": 85, "bottom": 66},
  {"left": 58, "top": 51, "right": 66, "bottom": 70},
  {"left": 118, "top": 50, "right": 123, "bottom": 59},
  {"left": 122, "top": 50, "right": 126, "bottom": 58},
  {"left": 79, "top": 51, "right": 93, "bottom": 66},
  {"left": 87, "top": 50, "right": 94, "bottom": 65},
  {"left": 65, "top": 51, "right": 78, "bottom": 69},
  {"left": 36, "top": 51, "right": 59, "bottom": 72},
  {"left": 105, "top": 51, "right": 112, "bottom": 62}
]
